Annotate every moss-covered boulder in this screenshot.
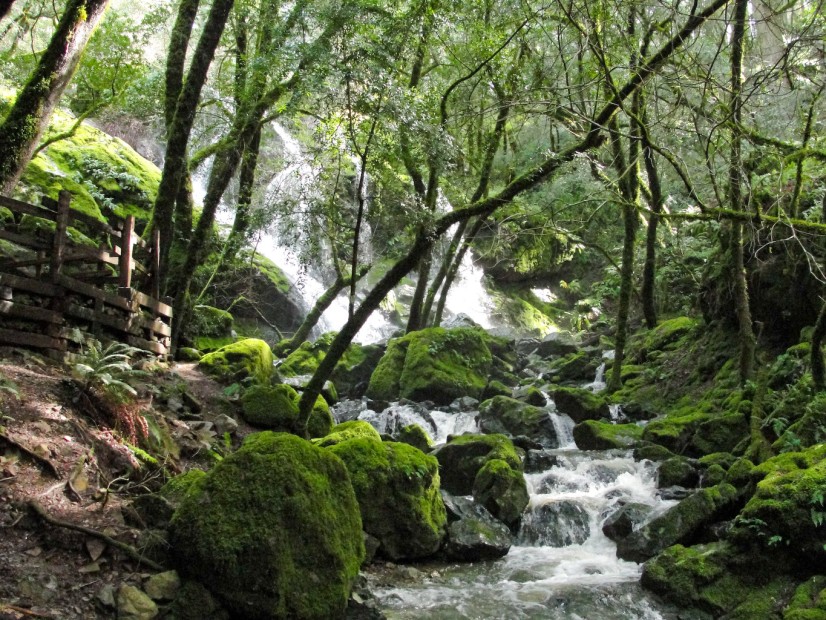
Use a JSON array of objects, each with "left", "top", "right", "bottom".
[
  {"left": 641, "top": 541, "right": 797, "bottom": 617},
  {"left": 432, "top": 433, "right": 522, "bottom": 495},
  {"left": 441, "top": 491, "right": 513, "bottom": 561},
  {"left": 366, "top": 327, "right": 496, "bottom": 405},
  {"left": 396, "top": 424, "right": 433, "bottom": 453},
  {"left": 240, "top": 384, "right": 332, "bottom": 439},
  {"left": 168, "top": 432, "right": 364, "bottom": 619},
  {"left": 478, "top": 396, "right": 558, "bottom": 448},
  {"left": 783, "top": 576, "right": 826, "bottom": 619},
  {"left": 658, "top": 456, "right": 700, "bottom": 489},
  {"left": 641, "top": 408, "right": 711, "bottom": 455},
  {"left": 629, "top": 317, "right": 699, "bottom": 363},
  {"left": 279, "top": 334, "right": 384, "bottom": 399},
  {"left": 327, "top": 438, "right": 447, "bottom": 561},
  {"left": 729, "top": 446, "right": 826, "bottom": 563},
  {"left": 689, "top": 412, "right": 749, "bottom": 456},
  {"left": 551, "top": 386, "right": 610, "bottom": 423},
  {"left": 313, "top": 421, "right": 382, "bottom": 448},
  {"left": 616, "top": 483, "right": 739, "bottom": 562},
  {"left": 198, "top": 338, "right": 274, "bottom": 385},
  {"left": 572, "top": 420, "right": 644, "bottom": 450},
  {"left": 544, "top": 351, "right": 600, "bottom": 383},
  {"left": 472, "top": 458, "right": 529, "bottom": 527}
]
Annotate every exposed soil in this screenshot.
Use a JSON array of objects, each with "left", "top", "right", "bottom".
[{"left": 0, "top": 348, "right": 245, "bottom": 619}]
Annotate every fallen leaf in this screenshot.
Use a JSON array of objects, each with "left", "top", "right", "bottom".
[{"left": 86, "top": 538, "right": 106, "bottom": 561}]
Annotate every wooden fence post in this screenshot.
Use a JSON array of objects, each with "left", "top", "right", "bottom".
[
  {"left": 50, "top": 191, "right": 70, "bottom": 284},
  {"left": 118, "top": 214, "right": 135, "bottom": 293}
]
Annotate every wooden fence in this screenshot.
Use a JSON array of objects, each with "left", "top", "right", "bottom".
[{"left": 0, "top": 190, "right": 172, "bottom": 358}]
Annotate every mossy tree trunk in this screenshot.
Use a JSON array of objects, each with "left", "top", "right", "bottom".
[
  {"left": 433, "top": 217, "right": 487, "bottom": 326},
  {"left": 0, "top": 0, "right": 110, "bottom": 193},
  {"left": 295, "top": 0, "right": 732, "bottom": 431},
  {"left": 151, "top": 0, "right": 234, "bottom": 292},
  {"left": 641, "top": 124, "right": 663, "bottom": 329},
  {"left": 729, "top": 0, "right": 756, "bottom": 384}
]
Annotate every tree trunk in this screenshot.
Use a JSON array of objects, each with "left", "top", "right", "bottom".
[
  {"left": 729, "top": 0, "right": 756, "bottom": 384},
  {"left": 164, "top": 0, "right": 200, "bottom": 130},
  {"left": 641, "top": 132, "right": 663, "bottom": 328},
  {"left": 151, "top": 0, "right": 234, "bottom": 291},
  {"left": 0, "top": 0, "right": 110, "bottom": 193},
  {"left": 406, "top": 253, "right": 432, "bottom": 332},
  {"left": 434, "top": 217, "right": 486, "bottom": 326},
  {"left": 422, "top": 220, "right": 467, "bottom": 324}
]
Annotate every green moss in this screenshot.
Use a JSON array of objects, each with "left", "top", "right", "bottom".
[
  {"left": 641, "top": 543, "right": 730, "bottom": 607},
  {"left": 784, "top": 576, "right": 826, "bottom": 619},
  {"left": 194, "top": 336, "right": 235, "bottom": 353},
  {"left": 313, "top": 420, "right": 382, "bottom": 448},
  {"left": 478, "top": 395, "right": 557, "bottom": 447},
  {"left": 397, "top": 424, "right": 433, "bottom": 452},
  {"left": 169, "top": 432, "right": 364, "bottom": 619},
  {"left": 365, "top": 337, "right": 409, "bottom": 402},
  {"left": 641, "top": 407, "right": 711, "bottom": 454},
  {"left": 160, "top": 470, "right": 207, "bottom": 504},
  {"left": 241, "top": 384, "right": 332, "bottom": 439},
  {"left": 472, "top": 458, "right": 529, "bottom": 527},
  {"left": 630, "top": 317, "right": 699, "bottom": 362},
  {"left": 432, "top": 433, "right": 522, "bottom": 496},
  {"left": 572, "top": 420, "right": 643, "bottom": 450},
  {"left": 251, "top": 254, "right": 292, "bottom": 295},
  {"left": 198, "top": 338, "right": 274, "bottom": 385},
  {"left": 551, "top": 386, "right": 610, "bottom": 422},
  {"left": 689, "top": 412, "right": 750, "bottom": 456},
  {"left": 327, "top": 438, "right": 447, "bottom": 561},
  {"left": 279, "top": 333, "right": 335, "bottom": 376},
  {"left": 177, "top": 347, "right": 202, "bottom": 362},
  {"left": 546, "top": 351, "right": 599, "bottom": 383},
  {"left": 191, "top": 305, "right": 234, "bottom": 339}
]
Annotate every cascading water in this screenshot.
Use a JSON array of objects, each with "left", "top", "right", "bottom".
[{"left": 349, "top": 366, "right": 677, "bottom": 619}]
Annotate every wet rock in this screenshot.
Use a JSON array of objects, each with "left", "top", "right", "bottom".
[
  {"left": 551, "top": 387, "right": 610, "bottom": 423},
  {"left": 395, "top": 423, "right": 433, "bottom": 452},
  {"left": 658, "top": 486, "right": 693, "bottom": 500},
  {"left": 211, "top": 413, "right": 238, "bottom": 435},
  {"left": 117, "top": 584, "right": 158, "bottom": 620},
  {"left": 444, "top": 513, "right": 513, "bottom": 561},
  {"left": 573, "top": 420, "right": 643, "bottom": 450},
  {"left": 346, "top": 573, "right": 386, "bottom": 619},
  {"left": 633, "top": 442, "right": 675, "bottom": 462},
  {"left": 334, "top": 399, "right": 370, "bottom": 422},
  {"left": 478, "top": 396, "right": 558, "bottom": 448},
  {"left": 449, "top": 396, "right": 479, "bottom": 412},
  {"left": 601, "top": 502, "right": 653, "bottom": 541},
  {"left": 512, "top": 385, "right": 548, "bottom": 407},
  {"left": 432, "top": 433, "right": 522, "bottom": 495},
  {"left": 519, "top": 500, "right": 591, "bottom": 547},
  {"left": 524, "top": 450, "right": 560, "bottom": 474},
  {"left": 472, "top": 459, "right": 529, "bottom": 528},
  {"left": 144, "top": 571, "right": 181, "bottom": 601},
  {"left": 516, "top": 338, "right": 541, "bottom": 357},
  {"left": 535, "top": 332, "right": 580, "bottom": 358},
  {"left": 657, "top": 456, "right": 700, "bottom": 489},
  {"left": 616, "top": 483, "right": 739, "bottom": 562}
]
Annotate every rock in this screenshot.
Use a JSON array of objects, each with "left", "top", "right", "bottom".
[
  {"left": 519, "top": 500, "right": 590, "bottom": 547},
  {"left": 472, "top": 458, "right": 529, "bottom": 528},
  {"left": 535, "top": 332, "right": 579, "bottom": 358},
  {"left": 478, "top": 395, "right": 558, "bottom": 448},
  {"left": 314, "top": 420, "right": 383, "bottom": 448},
  {"left": 176, "top": 347, "right": 202, "bottom": 362},
  {"left": 363, "top": 533, "right": 381, "bottom": 564},
  {"left": 524, "top": 450, "right": 560, "bottom": 473},
  {"left": 633, "top": 442, "right": 675, "bottom": 462},
  {"left": 169, "top": 432, "right": 364, "bottom": 619},
  {"left": 544, "top": 351, "right": 600, "bottom": 383},
  {"left": 160, "top": 470, "right": 207, "bottom": 505},
  {"left": 688, "top": 412, "right": 749, "bottom": 456},
  {"left": 640, "top": 408, "right": 711, "bottom": 455},
  {"left": 432, "top": 433, "right": 522, "bottom": 495},
  {"left": 327, "top": 437, "right": 447, "bottom": 561},
  {"left": 616, "top": 483, "right": 739, "bottom": 562},
  {"left": 144, "top": 571, "right": 181, "bottom": 601},
  {"left": 117, "top": 584, "right": 158, "bottom": 620},
  {"left": 658, "top": 456, "right": 700, "bottom": 489},
  {"left": 97, "top": 583, "right": 116, "bottom": 608},
  {"left": 449, "top": 396, "right": 479, "bottom": 412},
  {"left": 333, "top": 399, "right": 370, "bottom": 422},
  {"left": 658, "top": 486, "right": 693, "bottom": 500},
  {"left": 512, "top": 385, "right": 547, "bottom": 407},
  {"left": 630, "top": 317, "right": 698, "bottom": 363},
  {"left": 366, "top": 326, "right": 496, "bottom": 405},
  {"left": 198, "top": 338, "right": 274, "bottom": 385},
  {"left": 515, "top": 338, "right": 541, "bottom": 357},
  {"left": 572, "top": 420, "right": 644, "bottom": 450},
  {"left": 444, "top": 513, "right": 512, "bottom": 561},
  {"left": 396, "top": 423, "right": 433, "bottom": 452},
  {"left": 551, "top": 387, "right": 610, "bottom": 423},
  {"left": 601, "top": 502, "right": 653, "bottom": 541},
  {"left": 212, "top": 413, "right": 238, "bottom": 435},
  {"left": 240, "top": 383, "right": 332, "bottom": 438}
]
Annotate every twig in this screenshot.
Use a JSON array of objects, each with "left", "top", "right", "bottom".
[
  {"left": 0, "top": 432, "right": 60, "bottom": 478},
  {"left": 0, "top": 603, "right": 53, "bottom": 617},
  {"left": 27, "top": 500, "right": 166, "bottom": 572},
  {"left": 0, "top": 475, "right": 16, "bottom": 483}
]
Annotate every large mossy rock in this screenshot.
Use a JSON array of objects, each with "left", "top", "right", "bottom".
[
  {"left": 327, "top": 437, "right": 447, "bottom": 561},
  {"left": 616, "top": 483, "right": 739, "bottom": 562},
  {"left": 641, "top": 542, "right": 797, "bottom": 618},
  {"left": 168, "top": 432, "right": 364, "bottom": 619},
  {"left": 551, "top": 386, "right": 610, "bottom": 423},
  {"left": 190, "top": 305, "right": 234, "bottom": 352},
  {"left": 641, "top": 408, "right": 712, "bottom": 455},
  {"left": 365, "top": 327, "right": 500, "bottom": 405},
  {"left": 573, "top": 420, "right": 644, "bottom": 450},
  {"left": 783, "top": 575, "right": 826, "bottom": 619},
  {"left": 478, "top": 396, "right": 558, "bottom": 448},
  {"left": 432, "top": 433, "right": 522, "bottom": 496},
  {"left": 544, "top": 351, "right": 601, "bottom": 383},
  {"left": 472, "top": 458, "right": 529, "bottom": 528},
  {"left": 313, "top": 421, "right": 382, "bottom": 448},
  {"left": 729, "top": 445, "right": 826, "bottom": 563},
  {"left": 240, "top": 384, "right": 332, "bottom": 438},
  {"left": 198, "top": 338, "right": 274, "bottom": 384},
  {"left": 628, "top": 317, "right": 699, "bottom": 363},
  {"left": 279, "top": 333, "right": 385, "bottom": 399}
]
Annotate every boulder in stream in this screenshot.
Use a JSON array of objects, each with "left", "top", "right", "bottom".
[
  {"left": 601, "top": 502, "right": 654, "bottom": 542},
  {"left": 432, "top": 433, "right": 523, "bottom": 495},
  {"left": 551, "top": 387, "right": 610, "bottom": 423},
  {"left": 327, "top": 437, "right": 447, "bottom": 561},
  {"left": 472, "top": 458, "right": 530, "bottom": 528},
  {"left": 519, "top": 499, "right": 591, "bottom": 547},
  {"left": 572, "top": 420, "right": 644, "bottom": 450},
  {"left": 478, "top": 395, "right": 558, "bottom": 448},
  {"left": 441, "top": 492, "right": 513, "bottom": 561},
  {"left": 169, "top": 432, "right": 364, "bottom": 619}
]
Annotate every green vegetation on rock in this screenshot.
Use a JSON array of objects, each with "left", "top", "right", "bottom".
[
  {"left": 198, "top": 339, "right": 274, "bottom": 385},
  {"left": 472, "top": 458, "right": 529, "bottom": 527},
  {"left": 169, "top": 432, "right": 364, "bottom": 619},
  {"left": 572, "top": 420, "right": 644, "bottom": 450},
  {"left": 478, "top": 395, "right": 558, "bottom": 448},
  {"left": 241, "top": 383, "right": 332, "bottom": 438},
  {"left": 313, "top": 420, "right": 382, "bottom": 448},
  {"left": 327, "top": 437, "right": 447, "bottom": 561},
  {"left": 432, "top": 433, "right": 522, "bottom": 495}
]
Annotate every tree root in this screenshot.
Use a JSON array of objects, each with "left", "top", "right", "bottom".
[
  {"left": 26, "top": 500, "right": 166, "bottom": 571},
  {"left": 0, "top": 432, "right": 60, "bottom": 478}
]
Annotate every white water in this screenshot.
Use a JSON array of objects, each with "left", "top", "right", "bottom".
[{"left": 356, "top": 366, "right": 675, "bottom": 619}]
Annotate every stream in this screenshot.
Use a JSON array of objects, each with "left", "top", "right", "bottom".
[{"left": 336, "top": 384, "right": 681, "bottom": 619}]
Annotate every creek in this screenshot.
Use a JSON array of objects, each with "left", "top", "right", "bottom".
[{"left": 336, "top": 382, "right": 681, "bottom": 619}]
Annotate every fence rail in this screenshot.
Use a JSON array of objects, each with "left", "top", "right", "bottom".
[{"left": 0, "top": 190, "right": 172, "bottom": 358}]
